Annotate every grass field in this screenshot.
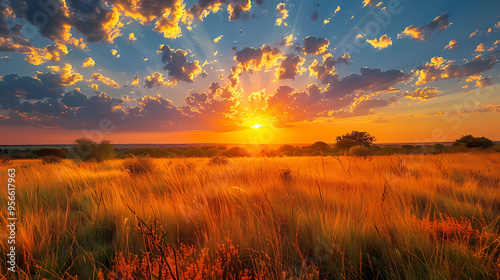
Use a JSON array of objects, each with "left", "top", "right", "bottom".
[{"left": 1, "top": 153, "right": 500, "bottom": 279}]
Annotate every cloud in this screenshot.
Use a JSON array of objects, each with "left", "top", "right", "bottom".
[
  {"left": 82, "top": 57, "right": 95, "bottom": 68},
  {"left": 266, "top": 84, "right": 333, "bottom": 122},
  {"left": 231, "top": 44, "right": 283, "bottom": 74},
  {"left": 25, "top": 44, "right": 68, "bottom": 65},
  {"left": 362, "top": 0, "right": 376, "bottom": 7},
  {"left": 9, "top": 0, "right": 124, "bottom": 44},
  {"left": 128, "top": 33, "right": 137, "bottom": 42},
  {"left": 277, "top": 34, "right": 296, "bottom": 46},
  {"left": 414, "top": 55, "right": 498, "bottom": 85},
  {"left": 366, "top": 34, "right": 392, "bottom": 49},
  {"left": 475, "top": 43, "right": 485, "bottom": 52},
  {"left": 398, "top": 13, "right": 452, "bottom": 41},
  {"left": 111, "top": 49, "right": 120, "bottom": 58},
  {"left": 213, "top": 35, "right": 223, "bottom": 43},
  {"left": 275, "top": 54, "right": 305, "bottom": 80},
  {"left": 158, "top": 45, "right": 203, "bottom": 84},
  {"left": 466, "top": 75, "right": 494, "bottom": 87},
  {"left": 302, "top": 36, "right": 329, "bottom": 55},
  {"left": 186, "top": 0, "right": 256, "bottom": 23},
  {"left": 275, "top": 3, "right": 288, "bottom": 26},
  {"left": 0, "top": 72, "right": 65, "bottom": 109},
  {"left": 144, "top": 72, "right": 167, "bottom": 88},
  {"left": 111, "top": 0, "right": 184, "bottom": 39},
  {"left": 227, "top": 0, "right": 252, "bottom": 21},
  {"left": 324, "top": 67, "right": 409, "bottom": 99},
  {"left": 444, "top": 40, "right": 458, "bottom": 50},
  {"left": 402, "top": 86, "right": 442, "bottom": 100},
  {"left": 89, "top": 73, "right": 122, "bottom": 88},
  {"left": 45, "top": 63, "right": 83, "bottom": 86},
  {"left": 309, "top": 53, "right": 351, "bottom": 84},
  {"left": 131, "top": 75, "right": 140, "bottom": 86}
]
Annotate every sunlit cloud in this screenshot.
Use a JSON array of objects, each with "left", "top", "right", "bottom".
[
  {"left": 398, "top": 13, "right": 452, "bottom": 41},
  {"left": 89, "top": 73, "right": 121, "bottom": 88},
  {"left": 366, "top": 35, "right": 392, "bottom": 49},
  {"left": 82, "top": 57, "right": 95, "bottom": 68}
]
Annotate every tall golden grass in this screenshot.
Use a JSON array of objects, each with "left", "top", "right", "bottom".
[{"left": 1, "top": 153, "right": 500, "bottom": 279}]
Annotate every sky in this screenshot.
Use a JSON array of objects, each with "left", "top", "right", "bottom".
[{"left": 0, "top": 0, "right": 499, "bottom": 145}]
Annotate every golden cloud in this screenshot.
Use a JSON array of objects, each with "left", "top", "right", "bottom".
[
  {"left": 82, "top": 57, "right": 95, "bottom": 68},
  {"left": 366, "top": 34, "right": 392, "bottom": 49},
  {"left": 89, "top": 73, "right": 121, "bottom": 88}
]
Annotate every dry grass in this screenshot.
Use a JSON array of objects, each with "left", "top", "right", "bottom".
[{"left": 1, "top": 153, "right": 500, "bottom": 279}]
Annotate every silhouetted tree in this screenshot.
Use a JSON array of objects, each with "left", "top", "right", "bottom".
[
  {"left": 454, "top": 135, "right": 494, "bottom": 148},
  {"left": 336, "top": 131, "right": 376, "bottom": 145},
  {"left": 334, "top": 139, "right": 360, "bottom": 151},
  {"left": 71, "top": 138, "right": 116, "bottom": 161}
]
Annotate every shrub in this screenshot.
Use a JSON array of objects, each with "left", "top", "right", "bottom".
[
  {"left": 208, "top": 154, "right": 229, "bottom": 165},
  {"left": 123, "top": 156, "right": 156, "bottom": 174},
  {"left": 225, "top": 147, "right": 250, "bottom": 157},
  {"left": 32, "top": 148, "right": 68, "bottom": 158},
  {"left": 71, "top": 138, "right": 116, "bottom": 162},
  {"left": 334, "top": 139, "right": 360, "bottom": 152},
  {"left": 204, "top": 148, "right": 220, "bottom": 157},
  {"left": 454, "top": 135, "right": 494, "bottom": 148},
  {"left": 348, "top": 145, "right": 372, "bottom": 158},
  {"left": 183, "top": 148, "right": 205, "bottom": 158},
  {"left": 42, "top": 155, "right": 62, "bottom": 164},
  {"left": 278, "top": 145, "right": 295, "bottom": 154},
  {"left": 308, "top": 141, "right": 329, "bottom": 151}
]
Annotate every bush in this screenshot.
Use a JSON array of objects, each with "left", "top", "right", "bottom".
[
  {"left": 348, "top": 146, "right": 372, "bottom": 158},
  {"left": 278, "top": 145, "right": 295, "bottom": 154},
  {"left": 208, "top": 154, "right": 229, "bottom": 165},
  {"left": 334, "top": 139, "right": 360, "bottom": 152},
  {"left": 204, "top": 148, "right": 220, "bottom": 157},
  {"left": 225, "top": 147, "right": 250, "bottom": 157},
  {"left": 32, "top": 148, "right": 68, "bottom": 158},
  {"left": 42, "top": 155, "right": 62, "bottom": 164},
  {"left": 123, "top": 156, "right": 156, "bottom": 174},
  {"left": 454, "top": 135, "right": 494, "bottom": 148},
  {"left": 183, "top": 148, "right": 205, "bottom": 158},
  {"left": 308, "top": 141, "right": 329, "bottom": 151},
  {"left": 71, "top": 139, "right": 116, "bottom": 162}
]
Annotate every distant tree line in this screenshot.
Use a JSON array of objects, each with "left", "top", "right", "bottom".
[{"left": 0, "top": 132, "right": 498, "bottom": 163}]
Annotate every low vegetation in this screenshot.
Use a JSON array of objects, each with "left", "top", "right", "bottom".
[{"left": 1, "top": 152, "right": 499, "bottom": 279}]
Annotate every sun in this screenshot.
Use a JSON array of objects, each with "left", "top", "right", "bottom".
[{"left": 251, "top": 124, "right": 263, "bottom": 129}]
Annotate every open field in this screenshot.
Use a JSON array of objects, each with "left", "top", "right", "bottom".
[{"left": 1, "top": 153, "right": 500, "bottom": 279}]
